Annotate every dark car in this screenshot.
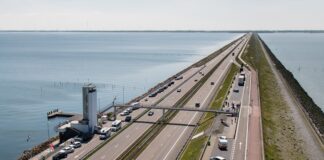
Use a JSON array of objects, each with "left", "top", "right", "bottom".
[
  {"left": 125, "top": 115, "right": 132, "bottom": 122},
  {"left": 52, "top": 151, "right": 67, "bottom": 160},
  {"left": 195, "top": 103, "right": 200, "bottom": 108},
  {"left": 148, "top": 111, "right": 154, "bottom": 116}
]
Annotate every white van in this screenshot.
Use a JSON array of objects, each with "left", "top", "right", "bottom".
[
  {"left": 111, "top": 120, "right": 122, "bottom": 131},
  {"left": 131, "top": 102, "right": 140, "bottom": 110},
  {"left": 99, "top": 127, "right": 111, "bottom": 140},
  {"left": 218, "top": 136, "right": 228, "bottom": 150}
]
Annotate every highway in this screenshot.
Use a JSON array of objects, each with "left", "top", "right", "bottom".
[
  {"left": 208, "top": 71, "right": 248, "bottom": 159},
  {"left": 136, "top": 36, "right": 250, "bottom": 160},
  {"left": 88, "top": 36, "right": 247, "bottom": 160}
]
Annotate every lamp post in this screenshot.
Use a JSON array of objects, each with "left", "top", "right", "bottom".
[{"left": 113, "top": 97, "right": 117, "bottom": 120}]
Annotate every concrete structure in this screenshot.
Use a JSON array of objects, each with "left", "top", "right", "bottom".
[
  {"left": 82, "top": 83, "right": 98, "bottom": 134},
  {"left": 57, "top": 83, "right": 98, "bottom": 142}
]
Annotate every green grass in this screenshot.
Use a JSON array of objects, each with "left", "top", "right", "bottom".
[
  {"left": 180, "top": 136, "right": 209, "bottom": 160},
  {"left": 242, "top": 34, "right": 306, "bottom": 160},
  {"left": 180, "top": 64, "right": 239, "bottom": 160}
]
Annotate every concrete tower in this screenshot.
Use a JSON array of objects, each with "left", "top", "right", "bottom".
[{"left": 82, "top": 83, "right": 97, "bottom": 134}]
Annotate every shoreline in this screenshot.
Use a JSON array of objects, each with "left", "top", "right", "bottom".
[{"left": 21, "top": 34, "right": 245, "bottom": 160}]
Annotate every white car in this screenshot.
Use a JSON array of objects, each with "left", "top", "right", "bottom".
[
  {"left": 62, "top": 146, "right": 74, "bottom": 154},
  {"left": 126, "top": 108, "right": 133, "bottom": 113},
  {"left": 120, "top": 110, "right": 129, "bottom": 116},
  {"left": 70, "top": 141, "right": 81, "bottom": 148},
  {"left": 210, "top": 156, "right": 226, "bottom": 160}
]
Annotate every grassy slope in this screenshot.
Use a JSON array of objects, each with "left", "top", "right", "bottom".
[
  {"left": 242, "top": 34, "right": 306, "bottom": 160},
  {"left": 180, "top": 64, "right": 239, "bottom": 160}
]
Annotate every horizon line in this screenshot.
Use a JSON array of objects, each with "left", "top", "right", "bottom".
[{"left": 0, "top": 29, "right": 324, "bottom": 33}]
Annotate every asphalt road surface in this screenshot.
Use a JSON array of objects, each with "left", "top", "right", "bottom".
[
  {"left": 137, "top": 37, "right": 250, "bottom": 160},
  {"left": 89, "top": 37, "right": 248, "bottom": 160}
]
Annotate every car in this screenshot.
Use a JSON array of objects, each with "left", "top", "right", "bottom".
[
  {"left": 99, "top": 134, "right": 109, "bottom": 140},
  {"left": 73, "top": 137, "right": 82, "bottom": 142},
  {"left": 158, "top": 88, "right": 164, "bottom": 93},
  {"left": 175, "top": 76, "right": 183, "bottom": 80},
  {"left": 195, "top": 103, "right": 200, "bottom": 108},
  {"left": 126, "top": 108, "right": 133, "bottom": 113},
  {"left": 233, "top": 88, "right": 239, "bottom": 92},
  {"left": 211, "top": 82, "right": 215, "bottom": 85},
  {"left": 62, "top": 146, "right": 74, "bottom": 154},
  {"left": 149, "top": 93, "right": 156, "bottom": 97},
  {"left": 218, "top": 136, "right": 228, "bottom": 150},
  {"left": 110, "top": 127, "right": 118, "bottom": 132},
  {"left": 177, "top": 88, "right": 181, "bottom": 92},
  {"left": 148, "top": 111, "right": 154, "bottom": 116},
  {"left": 120, "top": 110, "right": 129, "bottom": 116},
  {"left": 125, "top": 115, "right": 132, "bottom": 122},
  {"left": 52, "top": 151, "right": 67, "bottom": 160},
  {"left": 210, "top": 156, "right": 226, "bottom": 160},
  {"left": 70, "top": 141, "right": 81, "bottom": 148},
  {"left": 194, "top": 79, "right": 198, "bottom": 82}
]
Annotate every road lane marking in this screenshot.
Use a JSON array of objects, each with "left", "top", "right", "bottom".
[
  {"left": 239, "top": 142, "right": 242, "bottom": 150},
  {"left": 74, "top": 151, "right": 85, "bottom": 159},
  {"left": 244, "top": 70, "right": 253, "bottom": 160},
  {"left": 231, "top": 69, "right": 248, "bottom": 160},
  {"left": 162, "top": 60, "right": 232, "bottom": 160}
]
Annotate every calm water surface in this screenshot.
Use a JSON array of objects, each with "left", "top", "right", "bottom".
[
  {"left": 0, "top": 32, "right": 241, "bottom": 159},
  {"left": 260, "top": 33, "right": 324, "bottom": 111}
]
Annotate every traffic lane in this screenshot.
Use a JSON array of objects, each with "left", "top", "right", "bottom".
[
  {"left": 89, "top": 61, "right": 218, "bottom": 159},
  {"left": 138, "top": 48, "right": 238, "bottom": 160},
  {"left": 89, "top": 53, "right": 228, "bottom": 159},
  {"left": 139, "top": 37, "right": 242, "bottom": 107},
  {"left": 89, "top": 122, "right": 152, "bottom": 160},
  {"left": 89, "top": 37, "right": 245, "bottom": 159},
  {"left": 50, "top": 37, "right": 246, "bottom": 160},
  {"left": 210, "top": 74, "right": 246, "bottom": 160},
  {"left": 231, "top": 105, "right": 248, "bottom": 160},
  {"left": 136, "top": 112, "right": 199, "bottom": 160},
  {"left": 66, "top": 67, "right": 204, "bottom": 159},
  {"left": 140, "top": 66, "right": 203, "bottom": 106},
  {"left": 231, "top": 72, "right": 250, "bottom": 160},
  {"left": 139, "top": 37, "right": 248, "bottom": 160}
]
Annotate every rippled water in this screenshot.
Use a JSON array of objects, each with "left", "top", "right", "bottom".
[
  {"left": 0, "top": 31, "right": 241, "bottom": 159},
  {"left": 260, "top": 33, "right": 324, "bottom": 111}
]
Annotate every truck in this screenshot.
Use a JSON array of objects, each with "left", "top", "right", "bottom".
[
  {"left": 238, "top": 75, "right": 245, "bottom": 86},
  {"left": 218, "top": 136, "right": 228, "bottom": 150}
]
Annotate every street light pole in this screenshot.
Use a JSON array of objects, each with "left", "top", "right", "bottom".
[{"left": 113, "top": 96, "right": 117, "bottom": 120}]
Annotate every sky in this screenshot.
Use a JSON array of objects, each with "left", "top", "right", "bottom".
[{"left": 0, "top": 0, "right": 323, "bottom": 30}]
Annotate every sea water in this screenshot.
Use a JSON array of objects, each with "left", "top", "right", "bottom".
[
  {"left": 260, "top": 33, "right": 324, "bottom": 111},
  {"left": 0, "top": 31, "right": 241, "bottom": 159}
]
